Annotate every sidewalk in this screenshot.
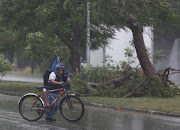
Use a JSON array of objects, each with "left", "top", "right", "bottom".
[{"left": 1, "top": 74, "right": 43, "bottom": 83}]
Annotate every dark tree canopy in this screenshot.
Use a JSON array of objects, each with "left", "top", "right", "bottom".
[{"left": 0, "top": 0, "right": 179, "bottom": 74}]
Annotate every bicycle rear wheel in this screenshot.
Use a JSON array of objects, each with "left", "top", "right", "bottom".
[
  {"left": 18, "top": 94, "right": 44, "bottom": 122},
  {"left": 59, "top": 95, "right": 84, "bottom": 122}
]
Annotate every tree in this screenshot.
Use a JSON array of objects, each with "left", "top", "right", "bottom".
[
  {"left": 1, "top": 0, "right": 179, "bottom": 75},
  {"left": 26, "top": 31, "right": 70, "bottom": 71},
  {"left": 0, "top": 0, "right": 114, "bottom": 73},
  {"left": 0, "top": 28, "right": 26, "bottom": 70},
  {"left": 91, "top": 0, "right": 180, "bottom": 78},
  {"left": 0, "top": 54, "right": 14, "bottom": 79}
]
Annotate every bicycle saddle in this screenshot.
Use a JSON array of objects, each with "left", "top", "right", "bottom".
[{"left": 36, "top": 86, "right": 46, "bottom": 90}]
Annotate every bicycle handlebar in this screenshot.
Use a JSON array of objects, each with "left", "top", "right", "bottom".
[{"left": 61, "top": 81, "right": 70, "bottom": 88}]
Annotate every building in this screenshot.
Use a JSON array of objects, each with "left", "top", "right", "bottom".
[
  {"left": 88, "top": 27, "right": 153, "bottom": 68},
  {"left": 154, "top": 28, "right": 180, "bottom": 85}
]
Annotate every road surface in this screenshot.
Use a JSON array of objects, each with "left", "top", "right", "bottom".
[{"left": 1, "top": 94, "right": 180, "bottom": 130}]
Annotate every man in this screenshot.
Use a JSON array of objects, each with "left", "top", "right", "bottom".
[{"left": 46, "top": 63, "right": 71, "bottom": 121}]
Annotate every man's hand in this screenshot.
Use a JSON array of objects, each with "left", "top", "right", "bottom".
[
  {"left": 67, "top": 78, "right": 70, "bottom": 83},
  {"left": 57, "top": 81, "right": 64, "bottom": 85},
  {"left": 50, "top": 79, "right": 64, "bottom": 85}
]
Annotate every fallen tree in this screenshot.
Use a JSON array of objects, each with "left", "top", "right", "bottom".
[{"left": 83, "top": 67, "right": 180, "bottom": 98}]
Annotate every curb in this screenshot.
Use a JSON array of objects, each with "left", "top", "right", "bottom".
[{"left": 84, "top": 102, "right": 180, "bottom": 118}]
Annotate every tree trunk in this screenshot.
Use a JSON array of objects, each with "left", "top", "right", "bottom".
[
  {"left": 55, "top": 28, "right": 81, "bottom": 73},
  {"left": 69, "top": 27, "right": 81, "bottom": 73},
  {"left": 31, "top": 60, "right": 35, "bottom": 74},
  {"left": 13, "top": 51, "right": 18, "bottom": 71},
  {"left": 69, "top": 46, "right": 80, "bottom": 73},
  {"left": 130, "top": 25, "right": 155, "bottom": 78},
  {"left": 123, "top": 12, "right": 155, "bottom": 78}
]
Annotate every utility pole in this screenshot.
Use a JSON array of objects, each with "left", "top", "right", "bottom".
[{"left": 86, "top": 1, "right": 90, "bottom": 66}]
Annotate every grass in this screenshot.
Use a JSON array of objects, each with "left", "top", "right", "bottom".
[
  {"left": 1, "top": 80, "right": 180, "bottom": 115},
  {"left": 81, "top": 96, "right": 180, "bottom": 114},
  {"left": 0, "top": 80, "right": 43, "bottom": 94}
]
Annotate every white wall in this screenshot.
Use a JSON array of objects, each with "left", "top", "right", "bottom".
[
  {"left": 90, "top": 47, "right": 104, "bottom": 67},
  {"left": 89, "top": 27, "right": 153, "bottom": 68},
  {"left": 106, "top": 27, "right": 153, "bottom": 67}
]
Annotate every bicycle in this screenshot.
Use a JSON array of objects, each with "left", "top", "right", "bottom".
[{"left": 18, "top": 82, "right": 85, "bottom": 122}]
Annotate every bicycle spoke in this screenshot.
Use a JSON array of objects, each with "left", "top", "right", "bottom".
[
  {"left": 60, "top": 95, "right": 84, "bottom": 122},
  {"left": 19, "top": 95, "right": 44, "bottom": 121}
]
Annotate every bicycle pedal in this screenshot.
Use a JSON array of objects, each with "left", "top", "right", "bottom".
[
  {"left": 45, "top": 110, "right": 50, "bottom": 114},
  {"left": 44, "top": 106, "right": 49, "bottom": 110}
]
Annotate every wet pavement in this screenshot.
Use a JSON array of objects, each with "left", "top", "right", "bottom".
[
  {"left": 1, "top": 94, "right": 180, "bottom": 130},
  {"left": 1, "top": 74, "right": 43, "bottom": 83}
]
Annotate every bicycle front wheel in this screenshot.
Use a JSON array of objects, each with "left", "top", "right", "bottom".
[
  {"left": 18, "top": 94, "right": 44, "bottom": 122},
  {"left": 59, "top": 95, "right": 84, "bottom": 122}
]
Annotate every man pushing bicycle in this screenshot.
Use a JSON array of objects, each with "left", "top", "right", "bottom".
[
  {"left": 46, "top": 63, "right": 71, "bottom": 121},
  {"left": 19, "top": 57, "right": 84, "bottom": 122}
]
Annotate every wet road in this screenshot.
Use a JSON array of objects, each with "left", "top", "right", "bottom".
[
  {"left": 1, "top": 74, "right": 43, "bottom": 83},
  {"left": 1, "top": 94, "right": 180, "bottom": 130}
]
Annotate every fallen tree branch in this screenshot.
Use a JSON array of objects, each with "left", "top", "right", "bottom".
[
  {"left": 122, "top": 77, "right": 148, "bottom": 98},
  {"left": 101, "top": 72, "right": 133, "bottom": 86},
  {"left": 86, "top": 82, "right": 116, "bottom": 97},
  {"left": 86, "top": 82, "right": 100, "bottom": 90},
  {"left": 99, "top": 83, "right": 116, "bottom": 97},
  {"left": 156, "top": 67, "right": 180, "bottom": 88}
]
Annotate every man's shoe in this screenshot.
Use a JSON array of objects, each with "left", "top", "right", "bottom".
[{"left": 45, "top": 117, "right": 56, "bottom": 122}]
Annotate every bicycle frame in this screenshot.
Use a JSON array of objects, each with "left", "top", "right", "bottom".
[
  {"left": 19, "top": 82, "right": 84, "bottom": 122},
  {"left": 35, "top": 87, "right": 67, "bottom": 110}
]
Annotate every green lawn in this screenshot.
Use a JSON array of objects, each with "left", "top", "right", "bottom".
[
  {"left": 81, "top": 96, "right": 180, "bottom": 114},
  {"left": 0, "top": 81, "right": 42, "bottom": 95}
]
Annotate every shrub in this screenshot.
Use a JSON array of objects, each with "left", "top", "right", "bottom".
[
  {"left": 0, "top": 54, "right": 14, "bottom": 79},
  {"left": 24, "top": 66, "right": 32, "bottom": 72}
]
